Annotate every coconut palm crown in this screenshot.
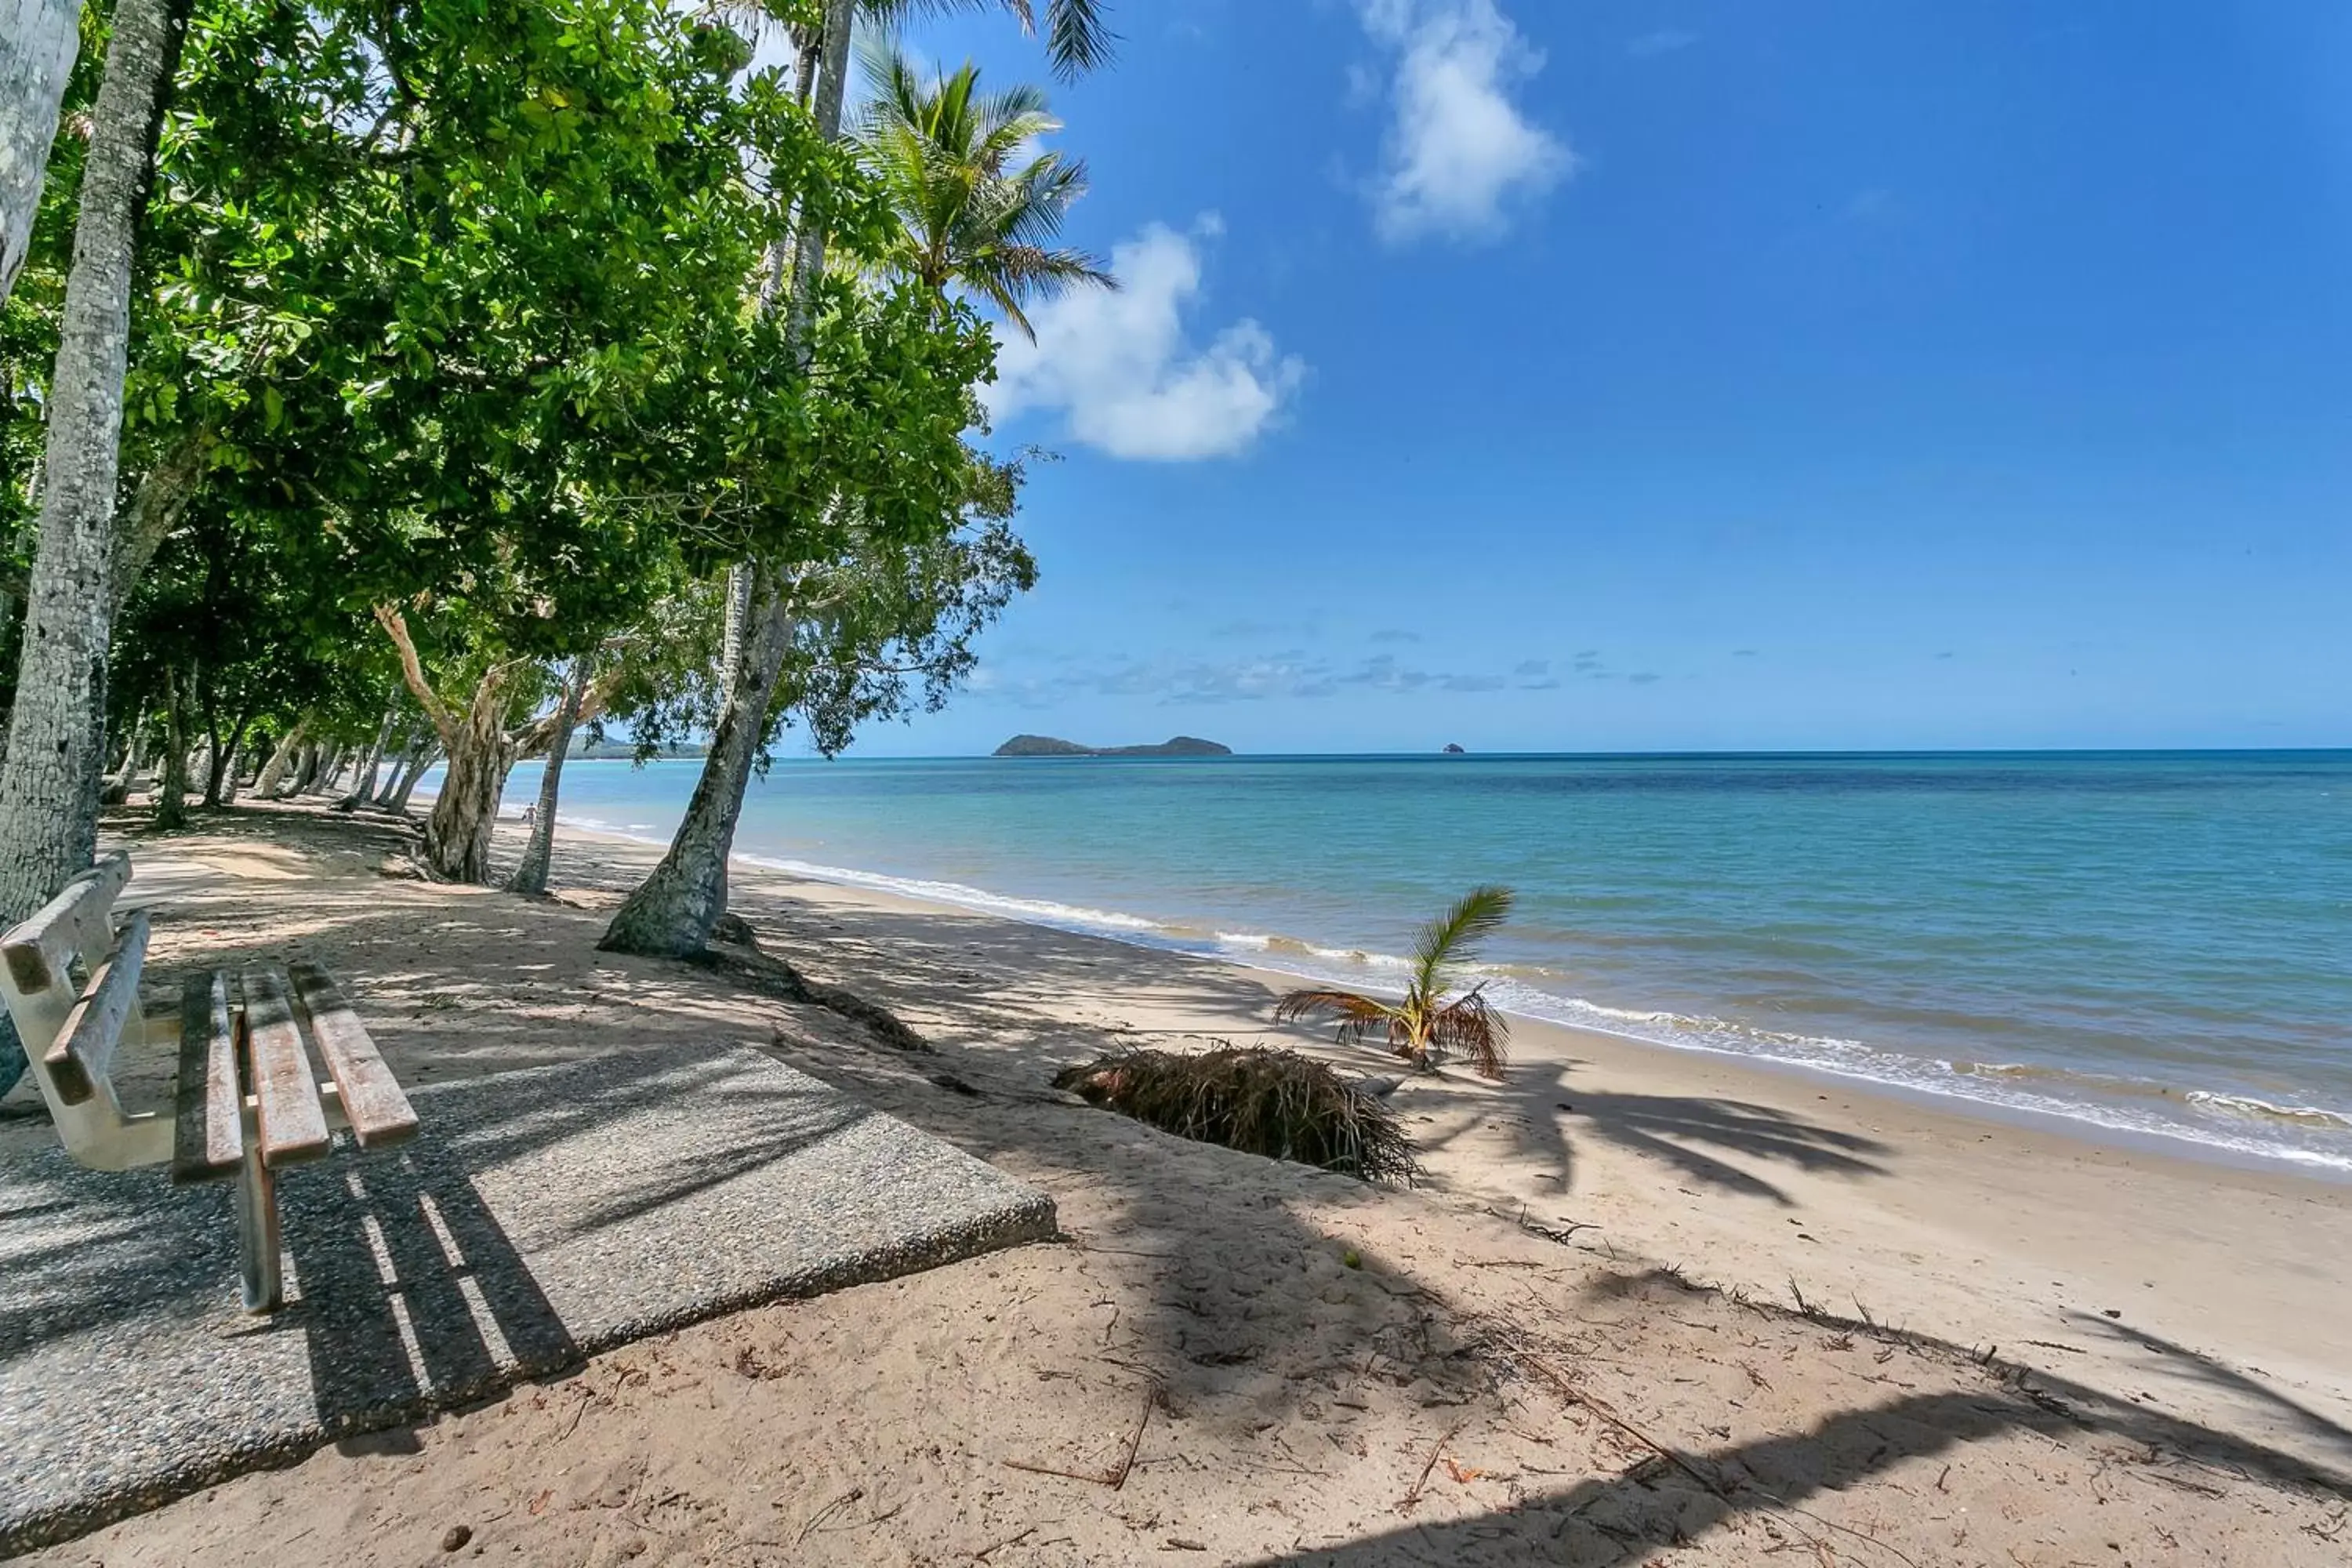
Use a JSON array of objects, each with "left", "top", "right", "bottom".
[
  {"left": 863, "top": 0, "right": 1116, "bottom": 81},
  {"left": 1273, "top": 886, "right": 1516, "bottom": 1080},
  {"left": 851, "top": 39, "right": 1115, "bottom": 339}
]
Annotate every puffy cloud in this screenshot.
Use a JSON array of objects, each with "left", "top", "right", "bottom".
[
  {"left": 983, "top": 220, "right": 1304, "bottom": 461},
  {"left": 1357, "top": 0, "right": 1573, "bottom": 245}
]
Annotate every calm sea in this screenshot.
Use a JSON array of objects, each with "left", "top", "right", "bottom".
[{"left": 492, "top": 751, "right": 2352, "bottom": 1174}]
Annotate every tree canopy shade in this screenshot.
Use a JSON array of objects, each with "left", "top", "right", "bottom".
[{"left": 0, "top": 0, "right": 1093, "bottom": 1084}]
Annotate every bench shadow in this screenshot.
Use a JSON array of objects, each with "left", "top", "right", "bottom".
[{"left": 250, "top": 1152, "right": 579, "bottom": 1434}]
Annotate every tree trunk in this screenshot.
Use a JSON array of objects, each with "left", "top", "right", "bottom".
[
  {"left": 153, "top": 668, "right": 190, "bottom": 830},
  {"left": 601, "top": 0, "right": 851, "bottom": 959},
  {"left": 282, "top": 738, "right": 319, "bottom": 796},
  {"left": 111, "top": 434, "right": 205, "bottom": 614},
  {"left": 203, "top": 711, "right": 247, "bottom": 806},
  {"left": 100, "top": 703, "right": 146, "bottom": 802},
  {"left": 422, "top": 669, "right": 517, "bottom": 883},
  {"left": 0, "top": 0, "right": 187, "bottom": 938},
  {"left": 386, "top": 741, "right": 437, "bottom": 815},
  {"left": 601, "top": 572, "right": 795, "bottom": 956},
  {"left": 508, "top": 656, "right": 586, "bottom": 896},
  {"left": 252, "top": 718, "right": 304, "bottom": 798},
  {"left": 373, "top": 731, "right": 416, "bottom": 804},
  {"left": 303, "top": 744, "right": 346, "bottom": 796},
  {"left": 0, "top": 0, "right": 81, "bottom": 305},
  {"left": 718, "top": 563, "right": 753, "bottom": 710},
  {"left": 349, "top": 689, "right": 398, "bottom": 801},
  {"left": 216, "top": 728, "right": 246, "bottom": 804}
]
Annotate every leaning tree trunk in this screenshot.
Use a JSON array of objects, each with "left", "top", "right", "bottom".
[
  {"left": 100, "top": 703, "right": 147, "bottom": 802},
  {"left": 252, "top": 718, "right": 304, "bottom": 799},
  {"left": 422, "top": 671, "right": 518, "bottom": 883},
  {"left": 281, "top": 738, "right": 319, "bottom": 797},
  {"left": 372, "top": 731, "right": 416, "bottom": 804},
  {"left": 348, "top": 690, "right": 398, "bottom": 802},
  {"left": 385, "top": 741, "right": 437, "bottom": 815},
  {"left": 202, "top": 712, "right": 247, "bottom": 806},
  {"left": 153, "top": 669, "right": 190, "bottom": 830},
  {"left": 302, "top": 744, "right": 346, "bottom": 796},
  {"left": 0, "top": 0, "right": 81, "bottom": 305},
  {"left": 0, "top": 0, "right": 187, "bottom": 935},
  {"left": 601, "top": 572, "right": 796, "bottom": 956},
  {"left": 508, "top": 656, "right": 586, "bottom": 896},
  {"left": 600, "top": 0, "right": 851, "bottom": 960},
  {"left": 110, "top": 434, "right": 204, "bottom": 613}
]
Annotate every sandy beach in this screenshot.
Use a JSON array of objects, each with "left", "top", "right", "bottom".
[{"left": 8, "top": 802, "right": 2350, "bottom": 1565}]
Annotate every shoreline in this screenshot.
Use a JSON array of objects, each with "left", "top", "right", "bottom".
[
  {"left": 535, "top": 809, "right": 2352, "bottom": 1184},
  {"left": 16, "top": 802, "right": 2347, "bottom": 1563},
  {"left": 539, "top": 820, "right": 2352, "bottom": 1466}
]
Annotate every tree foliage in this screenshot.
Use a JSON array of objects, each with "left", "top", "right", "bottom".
[{"left": 0, "top": 0, "right": 1072, "bottom": 910}]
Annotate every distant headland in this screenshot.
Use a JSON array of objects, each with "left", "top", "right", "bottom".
[{"left": 993, "top": 735, "right": 1234, "bottom": 758}]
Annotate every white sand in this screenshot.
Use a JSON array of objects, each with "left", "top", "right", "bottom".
[{"left": 10, "top": 803, "right": 2349, "bottom": 1565}]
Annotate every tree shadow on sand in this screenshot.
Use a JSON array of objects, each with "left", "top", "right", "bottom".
[
  {"left": 1249, "top": 1261, "right": 2352, "bottom": 1566},
  {"left": 33, "top": 812, "right": 2343, "bottom": 1565},
  {"left": 1402, "top": 1053, "right": 1889, "bottom": 1207}
]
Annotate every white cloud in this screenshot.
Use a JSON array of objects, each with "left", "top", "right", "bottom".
[
  {"left": 983, "top": 220, "right": 1304, "bottom": 462},
  {"left": 1357, "top": 0, "right": 1573, "bottom": 245}
]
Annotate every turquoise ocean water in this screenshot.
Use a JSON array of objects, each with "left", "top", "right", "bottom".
[{"left": 487, "top": 750, "right": 2352, "bottom": 1174}]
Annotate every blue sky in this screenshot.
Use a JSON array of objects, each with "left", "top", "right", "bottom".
[{"left": 827, "top": 1, "right": 2352, "bottom": 757}]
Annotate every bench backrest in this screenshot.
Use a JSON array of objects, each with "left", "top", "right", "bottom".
[{"left": 0, "top": 851, "right": 154, "bottom": 1160}]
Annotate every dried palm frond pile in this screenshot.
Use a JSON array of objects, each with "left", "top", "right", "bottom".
[{"left": 1053, "top": 1044, "right": 1421, "bottom": 1186}]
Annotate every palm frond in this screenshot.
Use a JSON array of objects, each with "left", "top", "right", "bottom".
[
  {"left": 848, "top": 38, "right": 1116, "bottom": 329},
  {"left": 1427, "top": 986, "right": 1510, "bottom": 1080},
  {"left": 1410, "top": 884, "right": 1514, "bottom": 1000},
  {"left": 1273, "top": 987, "right": 1402, "bottom": 1051},
  {"left": 856, "top": 0, "right": 1116, "bottom": 82}
]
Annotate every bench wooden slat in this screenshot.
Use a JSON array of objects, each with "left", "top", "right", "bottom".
[
  {"left": 172, "top": 971, "right": 243, "bottom": 1183},
  {"left": 288, "top": 962, "right": 417, "bottom": 1150},
  {"left": 239, "top": 968, "right": 331, "bottom": 1166},
  {"left": 2, "top": 849, "right": 132, "bottom": 995},
  {"left": 44, "top": 911, "right": 149, "bottom": 1107}
]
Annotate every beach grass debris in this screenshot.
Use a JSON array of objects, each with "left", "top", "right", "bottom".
[{"left": 1052, "top": 1044, "right": 1422, "bottom": 1185}]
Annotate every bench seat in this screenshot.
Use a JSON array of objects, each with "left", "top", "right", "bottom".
[{"left": 2, "top": 851, "right": 421, "bottom": 1312}]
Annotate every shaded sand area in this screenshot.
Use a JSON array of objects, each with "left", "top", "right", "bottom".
[{"left": 6, "top": 802, "right": 2350, "bottom": 1564}]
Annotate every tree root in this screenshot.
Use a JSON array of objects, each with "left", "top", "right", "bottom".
[{"left": 697, "top": 926, "right": 933, "bottom": 1054}]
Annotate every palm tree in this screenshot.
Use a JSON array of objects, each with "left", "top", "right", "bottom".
[
  {"left": 1273, "top": 887, "right": 1517, "bottom": 1080},
  {"left": 860, "top": 0, "right": 1115, "bottom": 82},
  {"left": 852, "top": 40, "right": 1113, "bottom": 339}
]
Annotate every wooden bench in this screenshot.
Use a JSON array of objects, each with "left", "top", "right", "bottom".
[{"left": 0, "top": 851, "right": 419, "bottom": 1312}]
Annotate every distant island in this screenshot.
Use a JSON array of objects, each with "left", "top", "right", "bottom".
[
  {"left": 1443, "top": 742, "right": 1467, "bottom": 754},
  {"left": 993, "top": 735, "right": 1233, "bottom": 758},
  {"left": 571, "top": 738, "right": 706, "bottom": 760}
]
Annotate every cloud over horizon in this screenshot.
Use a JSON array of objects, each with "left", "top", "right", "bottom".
[
  {"left": 1356, "top": 0, "right": 1573, "bottom": 245},
  {"left": 983, "top": 219, "right": 1305, "bottom": 461},
  {"left": 975, "top": 648, "right": 1585, "bottom": 709}
]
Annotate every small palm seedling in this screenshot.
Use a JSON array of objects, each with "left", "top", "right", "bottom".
[{"left": 1272, "top": 885, "right": 1515, "bottom": 1079}]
